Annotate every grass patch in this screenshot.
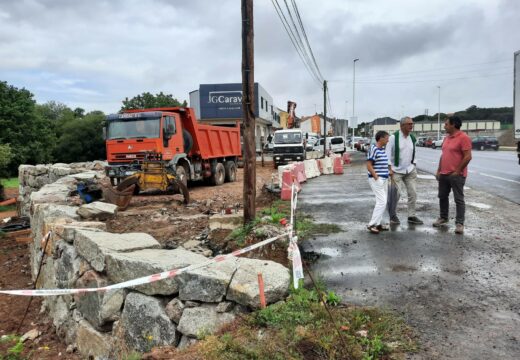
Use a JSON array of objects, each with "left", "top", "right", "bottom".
[
  {"left": 0, "top": 178, "right": 18, "bottom": 189},
  {"left": 0, "top": 205, "right": 16, "bottom": 212},
  {"left": 296, "top": 216, "right": 341, "bottom": 240},
  {"left": 227, "top": 201, "right": 341, "bottom": 247},
  {"left": 259, "top": 200, "right": 341, "bottom": 240},
  {"left": 0, "top": 334, "right": 27, "bottom": 360},
  {"left": 189, "top": 285, "right": 417, "bottom": 360}
]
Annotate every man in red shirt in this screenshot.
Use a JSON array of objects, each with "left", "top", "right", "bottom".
[{"left": 433, "top": 116, "right": 472, "bottom": 234}]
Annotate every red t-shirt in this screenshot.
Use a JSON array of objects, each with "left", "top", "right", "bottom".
[{"left": 440, "top": 131, "right": 472, "bottom": 177}]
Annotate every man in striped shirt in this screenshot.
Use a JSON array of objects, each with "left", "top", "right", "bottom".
[{"left": 366, "top": 131, "right": 391, "bottom": 234}]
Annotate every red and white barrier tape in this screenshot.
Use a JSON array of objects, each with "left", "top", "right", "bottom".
[
  {"left": 0, "top": 232, "right": 290, "bottom": 297},
  {"left": 1, "top": 179, "right": 305, "bottom": 296},
  {"left": 288, "top": 181, "right": 304, "bottom": 289}
]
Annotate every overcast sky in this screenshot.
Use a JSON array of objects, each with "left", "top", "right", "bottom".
[{"left": 1, "top": 0, "right": 519, "bottom": 123}]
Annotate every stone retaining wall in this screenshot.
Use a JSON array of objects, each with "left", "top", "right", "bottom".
[
  {"left": 18, "top": 161, "right": 106, "bottom": 216},
  {"left": 23, "top": 163, "right": 290, "bottom": 359}
]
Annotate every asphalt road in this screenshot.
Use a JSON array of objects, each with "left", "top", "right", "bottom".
[
  {"left": 299, "top": 152, "right": 520, "bottom": 359},
  {"left": 415, "top": 147, "right": 520, "bottom": 204}
]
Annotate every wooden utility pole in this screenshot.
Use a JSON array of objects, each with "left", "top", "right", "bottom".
[{"left": 242, "top": 0, "right": 255, "bottom": 224}]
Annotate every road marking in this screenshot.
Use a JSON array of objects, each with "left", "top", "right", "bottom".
[
  {"left": 478, "top": 172, "right": 520, "bottom": 185},
  {"left": 418, "top": 174, "right": 436, "bottom": 180}
]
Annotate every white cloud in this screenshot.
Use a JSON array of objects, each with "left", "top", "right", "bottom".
[{"left": 0, "top": 0, "right": 518, "bottom": 122}]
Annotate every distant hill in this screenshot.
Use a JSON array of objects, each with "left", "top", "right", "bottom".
[{"left": 412, "top": 105, "right": 513, "bottom": 124}]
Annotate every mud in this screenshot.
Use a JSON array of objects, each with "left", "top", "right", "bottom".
[{"left": 300, "top": 152, "right": 520, "bottom": 359}]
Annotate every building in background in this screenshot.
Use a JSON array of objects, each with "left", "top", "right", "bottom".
[
  {"left": 370, "top": 117, "right": 399, "bottom": 135},
  {"left": 189, "top": 83, "right": 281, "bottom": 152},
  {"left": 300, "top": 114, "right": 333, "bottom": 137},
  {"left": 369, "top": 117, "right": 501, "bottom": 137}
]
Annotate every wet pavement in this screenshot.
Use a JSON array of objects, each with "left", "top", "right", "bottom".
[{"left": 299, "top": 152, "right": 520, "bottom": 359}]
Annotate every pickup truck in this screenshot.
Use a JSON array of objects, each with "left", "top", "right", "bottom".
[
  {"left": 104, "top": 107, "right": 241, "bottom": 187},
  {"left": 431, "top": 137, "right": 445, "bottom": 149}
]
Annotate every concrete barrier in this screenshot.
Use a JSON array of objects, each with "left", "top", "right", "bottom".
[
  {"left": 295, "top": 162, "right": 306, "bottom": 183},
  {"left": 333, "top": 156, "right": 344, "bottom": 174},
  {"left": 303, "top": 160, "right": 320, "bottom": 178},
  {"left": 319, "top": 157, "right": 334, "bottom": 175}
]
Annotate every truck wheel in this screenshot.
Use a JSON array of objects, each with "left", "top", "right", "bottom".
[
  {"left": 176, "top": 165, "right": 188, "bottom": 188},
  {"left": 224, "top": 161, "right": 237, "bottom": 182},
  {"left": 211, "top": 163, "right": 225, "bottom": 185}
]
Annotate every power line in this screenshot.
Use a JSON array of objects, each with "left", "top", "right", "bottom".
[
  {"left": 271, "top": 0, "right": 324, "bottom": 88},
  {"left": 290, "top": 0, "right": 324, "bottom": 81},
  {"left": 355, "top": 65, "right": 513, "bottom": 81},
  {"left": 356, "top": 59, "right": 512, "bottom": 80},
  {"left": 271, "top": 0, "right": 322, "bottom": 87},
  {"left": 356, "top": 71, "right": 511, "bottom": 84}
]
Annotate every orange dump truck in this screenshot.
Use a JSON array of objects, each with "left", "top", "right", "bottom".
[{"left": 104, "top": 107, "right": 241, "bottom": 187}]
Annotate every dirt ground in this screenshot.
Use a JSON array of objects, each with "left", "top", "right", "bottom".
[{"left": 0, "top": 163, "right": 281, "bottom": 359}]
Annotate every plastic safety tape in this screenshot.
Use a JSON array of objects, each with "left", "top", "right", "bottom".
[{"left": 0, "top": 232, "right": 290, "bottom": 297}]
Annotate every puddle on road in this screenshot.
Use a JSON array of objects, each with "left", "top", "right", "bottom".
[
  {"left": 466, "top": 202, "right": 492, "bottom": 210},
  {"left": 328, "top": 264, "right": 379, "bottom": 275},
  {"left": 390, "top": 264, "right": 417, "bottom": 272},
  {"left": 317, "top": 247, "right": 342, "bottom": 257}
]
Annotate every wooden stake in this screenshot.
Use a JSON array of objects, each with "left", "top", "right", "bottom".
[
  {"left": 241, "top": 0, "right": 256, "bottom": 224},
  {"left": 258, "top": 272, "right": 266, "bottom": 309}
]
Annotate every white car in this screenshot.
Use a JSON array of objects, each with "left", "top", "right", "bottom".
[
  {"left": 328, "top": 136, "right": 346, "bottom": 154},
  {"left": 312, "top": 136, "right": 346, "bottom": 154},
  {"left": 432, "top": 137, "right": 445, "bottom": 149}
]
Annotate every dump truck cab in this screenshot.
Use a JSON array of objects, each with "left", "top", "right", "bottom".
[
  {"left": 105, "top": 107, "right": 241, "bottom": 187},
  {"left": 105, "top": 110, "right": 185, "bottom": 182}
]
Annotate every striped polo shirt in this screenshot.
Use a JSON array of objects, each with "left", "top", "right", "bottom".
[{"left": 367, "top": 145, "right": 389, "bottom": 178}]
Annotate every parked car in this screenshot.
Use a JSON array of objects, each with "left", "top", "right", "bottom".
[
  {"left": 329, "top": 136, "right": 346, "bottom": 154},
  {"left": 472, "top": 136, "right": 499, "bottom": 151},
  {"left": 305, "top": 136, "right": 318, "bottom": 151},
  {"left": 355, "top": 138, "right": 366, "bottom": 151},
  {"left": 363, "top": 137, "right": 377, "bottom": 153},
  {"left": 417, "top": 136, "right": 427, "bottom": 147},
  {"left": 423, "top": 137, "right": 434, "bottom": 147},
  {"left": 431, "top": 137, "right": 445, "bottom": 149}
]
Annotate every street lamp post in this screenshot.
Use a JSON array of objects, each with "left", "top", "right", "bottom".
[
  {"left": 345, "top": 100, "right": 348, "bottom": 140},
  {"left": 437, "top": 85, "right": 441, "bottom": 140},
  {"left": 352, "top": 58, "right": 359, "bottom": 148}
]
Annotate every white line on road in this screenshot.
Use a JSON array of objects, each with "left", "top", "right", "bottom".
[{"left": 478, "top": 172, "right": 520, "bottom": 185}]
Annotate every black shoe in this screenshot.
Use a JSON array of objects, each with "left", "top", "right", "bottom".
[
  {"left": 377, "top": 224, "right": 389, "bottom": 231},
  {"left": 408, "top": 216, "right": 424, "bottom": 225},
  {"left": 389, "top": 216, "right": 400, "bottom": 225}
]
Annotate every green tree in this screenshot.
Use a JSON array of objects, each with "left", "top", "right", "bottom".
[
  {"left": 0, "top": 81, "right": 55, "bottom": 174},
  {"left": 0, "top": 144, "right": 13, "bottom": 200},
  {"left": 52, "top": 111, "right": 106, "bottom": 163},
  {"left": 121, "top": 91, "right": 187, "bottom": 111},
  {"left": 35, "top": 101, "right": 75, "bottom": 138}
]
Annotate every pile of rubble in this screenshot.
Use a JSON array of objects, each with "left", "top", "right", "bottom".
[{"left": 18, "top": 161, "right": 106, "bottom": 216}]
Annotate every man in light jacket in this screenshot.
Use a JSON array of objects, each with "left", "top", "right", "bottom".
[{"left": 386, "top": 117, "right": 423, "bottom": 225}]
